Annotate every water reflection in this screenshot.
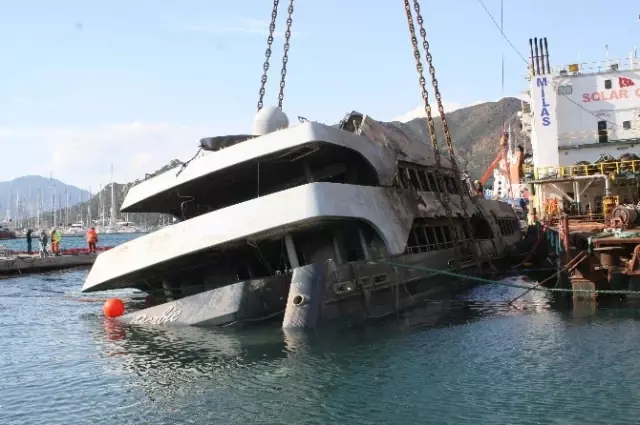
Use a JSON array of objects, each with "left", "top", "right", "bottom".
[{"left": 89, "top": 279, "right": 555, "bottom": 396}]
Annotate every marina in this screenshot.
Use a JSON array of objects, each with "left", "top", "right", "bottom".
[{"left": 3, "top": 1, "right": 640, "bottom": 424}]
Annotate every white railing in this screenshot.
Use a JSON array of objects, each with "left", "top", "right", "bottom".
[{"left": 523, "top": 56, "right": 640, "bottom": 79}]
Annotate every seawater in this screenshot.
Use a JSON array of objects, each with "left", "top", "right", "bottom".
[{"left": 2, "top": 235, "right": 640, "bottom": 424}]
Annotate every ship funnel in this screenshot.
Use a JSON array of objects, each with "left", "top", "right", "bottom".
[
  {"left": 529, "top": 38, "right": 535, "bottom": 75},
  {"left": 533, "top": 37, "right": 540, "bottom": 75},
  {"left": 537, "top": 38, "right": 545, "bottom": 74},
  {"left": 544, "top": 38, "right": 551, "bottom": 73}
]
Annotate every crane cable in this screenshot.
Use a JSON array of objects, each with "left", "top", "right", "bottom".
[{"left": 256, "top": 0, "right": 295, "bottom": 112}]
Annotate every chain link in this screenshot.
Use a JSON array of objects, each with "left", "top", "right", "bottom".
[
  {"left": 278, "top": 0, "right": 294, "bottom": 109},
  {"left": 257, "top": 0, "right": 280, "bottom": 112}
]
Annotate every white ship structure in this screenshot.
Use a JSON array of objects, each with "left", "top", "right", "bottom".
[{"left": 497, "top": 38, "right": 640, "bottom": 221}]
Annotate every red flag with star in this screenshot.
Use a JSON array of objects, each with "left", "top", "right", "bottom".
[{"left": 619, "top": 76, "right": 635, "bottom": 87}]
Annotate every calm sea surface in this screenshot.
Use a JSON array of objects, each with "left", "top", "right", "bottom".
[{"left": 2, "top": 234, "right": 640, "bottom": 424}]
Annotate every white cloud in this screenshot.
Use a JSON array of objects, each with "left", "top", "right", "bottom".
[{"left": 0, "top": 122, "right": 208, "bottom": 190}]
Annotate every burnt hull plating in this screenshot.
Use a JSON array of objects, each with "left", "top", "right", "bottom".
[{"left": 120, "top": 247, "right": 494, "bottom": 329}]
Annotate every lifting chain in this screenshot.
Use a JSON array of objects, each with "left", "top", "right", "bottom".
[
  {"left": 257, "top": 0, "right": 281, "bottom": 112},
  {"left": 404, "top": 0, "right": 492, "bottom": 262},
  {"left": 278, "top": 0, "right": 295, "bottom": 109},
  {"left": 402, "top": 0, "right": 460, "bottom": 247},
  {"left": 413, "top": 0, "right": 503, "bottom": 260},
  {"left": 256, "top": 0, "right": 295, "bottom": 112}
]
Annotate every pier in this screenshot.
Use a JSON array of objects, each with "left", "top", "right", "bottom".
[{"left": 0, "top": 247, "right": 112, "bottom": 277}]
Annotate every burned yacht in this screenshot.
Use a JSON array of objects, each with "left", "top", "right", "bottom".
[{"left": 81, "top": 110, "right": 522, "bottom": 329}]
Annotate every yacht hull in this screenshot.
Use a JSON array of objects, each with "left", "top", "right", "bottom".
[{"left": 120, "top": 231, "right": 519, "bottom": 329}]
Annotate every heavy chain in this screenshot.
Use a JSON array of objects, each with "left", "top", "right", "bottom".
[
  {"left": 412, "top": 1, "right": 495, "bottom": 253},
  {"left": 412, "top": 0, "right": 504, "bottom": 260},
  {"left": 257, "top": 0, "right": 280, "bottom": 112},
  {"left": 278, "top": 0, "right": 294, "bottom": 109},
  {"left": 403, "top": 0, "right": 461, "bottom": 247}
]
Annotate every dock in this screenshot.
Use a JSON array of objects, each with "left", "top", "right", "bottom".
[
  {"left": 0, "top": 247, "right": 112, "bottom": 277},
  {"left": 544, "top": 214, "right": 640, "bottom": 300}
]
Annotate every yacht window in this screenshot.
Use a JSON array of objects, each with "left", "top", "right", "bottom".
[
  {"left": 442, "top": 226, "right": 454, "bottom": 248},
  {"left": 427, "top": 173, "right": 438, "bottom": 192},
  {"left": 425, "top": 226, "right": 439, "bottom": 250},
  {"left": 415, "top": 225, "right": 428, "bottom": 247},
  {"left": 417, "top": 170, "right": 430, "bottom": 191},
  {"left": 408, "top": 168, "right": 421, "bottom": 190},
  {"left": 398, "top": 167, "right": 410, "bottom": 188}
]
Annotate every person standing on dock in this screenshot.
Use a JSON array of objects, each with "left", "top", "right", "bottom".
[
  {"left": 86, "top": 227, "right": 98, "bottom": 253},
  {"left": 26, "top": 229, "right": 33, "bottom": 255},
  {"left": 51, "top": 228, "right": 61, "bottom": 256},
  {"left": 39, "top": 230, "right": 49, "bottom": 258}
]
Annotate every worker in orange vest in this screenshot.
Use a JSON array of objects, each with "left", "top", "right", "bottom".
[{"left": 86, "top": 227, "right": 98, "bottom": 253}]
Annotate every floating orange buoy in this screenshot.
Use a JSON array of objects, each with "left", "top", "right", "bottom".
[{"left": 103, "top": 298, "right": 125, "bottom": 318}]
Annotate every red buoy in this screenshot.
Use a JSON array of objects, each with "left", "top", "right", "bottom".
[{"left": 103, "top": 298, "right": 125, "bottom": 318}]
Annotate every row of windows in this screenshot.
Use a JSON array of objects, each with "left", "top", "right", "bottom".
[
  {"left": 405, "top": 221, "right": 462, "bottom": 254},
  {"left": 394, "top": 162, "right": 462, "bottom": 195},
  {"left": 405, "top": 214, "right": 502, "bottom": 255},
  {"left": 497, "top": 218, "right": 519, "bottom": 236}
]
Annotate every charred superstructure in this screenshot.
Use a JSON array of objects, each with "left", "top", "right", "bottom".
[{"left": 82, "top": 113, "right": 522, "bottom": 328}]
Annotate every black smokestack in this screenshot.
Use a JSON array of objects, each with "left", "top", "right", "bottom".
[
  {"left": 534, "top": 37, "right": 541, "bottom": 75},
  {"left": 544, "top": 38, "right": 551, "bottom": 74},
  {"left": 538, "top": 38, "right": 546, "bottom": 73},
  {"left": 529, "top": 38, "right": 535, "bottom": 75}
]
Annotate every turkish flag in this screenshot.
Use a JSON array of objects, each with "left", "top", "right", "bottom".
[{"left": 619, "top": 76, "right": 635, "bottom": 87}]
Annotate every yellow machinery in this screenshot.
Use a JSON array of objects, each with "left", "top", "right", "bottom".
[{"left": 602, "top": 195, "right": 619, "bottom": 223}]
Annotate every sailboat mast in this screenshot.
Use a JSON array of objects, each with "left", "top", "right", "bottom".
[
  {"left": 99, "top": 184, "right": 104, "bottom": 226},
  {"left": 109, "top": 164, "right": 116, "bottom": 227},
  {"left": 15, "top": 188, "right": 20, "bottom": 229},
  {"left": 87, "top": 186, "right": 92, "bottom": 226}
]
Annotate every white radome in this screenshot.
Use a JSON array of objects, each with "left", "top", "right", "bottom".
[{"left": 253, "top": 106, "right": 289, "bottom": 135}]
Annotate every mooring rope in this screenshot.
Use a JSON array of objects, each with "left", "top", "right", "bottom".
[{"left": 376, "top": 260, "right": 640, "bottom": 296}]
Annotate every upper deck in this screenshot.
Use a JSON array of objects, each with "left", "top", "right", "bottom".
[{"left": 120, "top": 113, "right": 455, "bottom": 218}]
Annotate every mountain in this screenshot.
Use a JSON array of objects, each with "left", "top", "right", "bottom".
[
  {"left": 399, "top": 96, "right": 530, "bottom": 181},
  {"left": 0, "top": 176, "right": 91, "bottom": 220}
]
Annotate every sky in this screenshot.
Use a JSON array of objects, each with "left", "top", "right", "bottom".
[{"left": 0, "top": 0, "right": 638, "bottom": 189}]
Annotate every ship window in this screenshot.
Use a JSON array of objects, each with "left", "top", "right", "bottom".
[
  {"left": 604, "top": 79, "right": 612, "bottom": 89},
  {"left": 425, "top": 226, "right": 438, "bottom": 250},
  {"left": 557, "top": 85, "right": 573, "bottom": 95},
  {"left": 398, "top": 167, "right": 409, "bottom": 188},
  {"left": 415, "top": 226, "right": 428, "bottom": 248},
  {"left": 417, "top": 170, "right": 430, "bottom": 191},
  {"left": 408, "top": 168, "right": 421, "bottom": 190},
  {"left": 426, "top": 173, "right": 438, "bottom": 192},
  {"left": 623, "top": 120, "right": 632, "bottom": 130}
]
